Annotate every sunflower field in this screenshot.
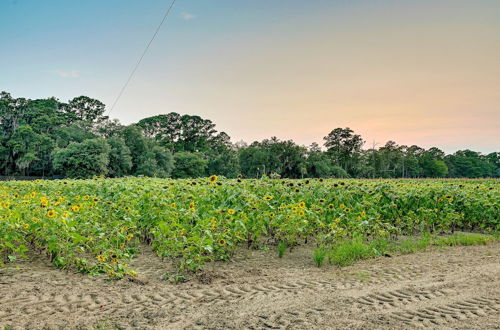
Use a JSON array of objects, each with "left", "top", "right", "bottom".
[{"left": 0, "top": 177, "right": 498, "bottom": 277}]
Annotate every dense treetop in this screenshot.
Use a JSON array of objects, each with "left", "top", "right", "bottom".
[{"left": 1, "top": 92, "right": 498, "bottom": 179}]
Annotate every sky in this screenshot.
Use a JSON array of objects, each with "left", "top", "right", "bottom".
[{"left": 1, "top": 0, "right": 499, "bottom": 153}]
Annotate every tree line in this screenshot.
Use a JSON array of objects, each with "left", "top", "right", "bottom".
[{"left": 1, "top": 92, "right": 498, "bottom": 179}]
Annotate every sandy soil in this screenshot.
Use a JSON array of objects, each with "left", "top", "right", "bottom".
[{"left": 1, "top": 242, "right": 499, "bottom": 330}]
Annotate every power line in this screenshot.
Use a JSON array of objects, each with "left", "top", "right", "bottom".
[{"left": 107, "top": 0, "right": 177, "bottom": 117}]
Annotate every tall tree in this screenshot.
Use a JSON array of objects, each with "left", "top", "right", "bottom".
[{"left": 323, "top": 127, "right": 364, "bottom": 176}]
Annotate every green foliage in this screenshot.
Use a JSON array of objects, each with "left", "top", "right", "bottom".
[
  {"left": 397, "top": 236, "right": 430, "bottom": 254},
  {"left": 52, "top": 139, "right": 110, "bottom": 178},
  {"left": 328, "top": 238, "right": 374, "bottom": 266},
  {"left": 137, "top": 113, "right": 221, "bottom": 153},
  {"left": 324, "top": 127, "right": 364, "bottom": 176},
  {"left": 120, "top": 126, "right": 173, "bottom": 178},
  {"left": 0, "top": 178, "right": 498, "bottom": 277},
  {"left": 277, "top": 241, "right": 287, "bottom": 258},
  {"left": 432, "top": 233, "right": 494, "bottom": 246},
  {"left": 107, "top": 137, "right": 132, "bottom": 177},
  {"left": 1, "top": 91, "right": 499, "bottom": 179},
  {"left": 172, "top": 152, "right": 208, "bottom": 178},
  {"left": 239, "top": 137, "right": 307, "bottom": 178},
  {"left": 312, "top": 247, "right": 327, "bottom": 267},
  {"left": 327, "top": 233, "right": 496, "bottom": 267}
]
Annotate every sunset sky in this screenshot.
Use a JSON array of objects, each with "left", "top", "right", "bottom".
[{"left": 1, "top": 0, "right": 499, "bottom": 153}]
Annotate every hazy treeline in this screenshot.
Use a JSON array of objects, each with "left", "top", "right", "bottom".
[{"left": 1, "top": 92, "right": 498, "bottom": 179}]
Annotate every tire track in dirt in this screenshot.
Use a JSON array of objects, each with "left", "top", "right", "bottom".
[
  {"left": 0, "top": 263, "right": 428, "bottom": 327},
  {"left": 1, "top": 243, "right": 498, "bottom": 329},
  {"left": 387, "top": 297, "right": 500, "bottom": 327}
]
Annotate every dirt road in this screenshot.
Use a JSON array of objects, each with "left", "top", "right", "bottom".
[{"left": 1, "top": 243, "right": 499, "bottom": 329}]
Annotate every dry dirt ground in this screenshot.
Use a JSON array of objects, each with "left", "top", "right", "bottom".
[{"left": 1, "top": 242, "right": 499, "bottom": 330}]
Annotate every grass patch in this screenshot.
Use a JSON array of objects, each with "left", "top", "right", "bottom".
[
  {"left": 277, "top": 241, "right": 287, "bottom": 258},
  {"left": 433, "top": 233, "right": 494, "bottom": 247},
  {"left": 397, "top": 234, "right": 431, "bottom": 254},
  {"left": 312, "top": 247, "right": 327, "bottom": 267},
  {"left": 328, "top": 232, "right": 496, "bottom": 267},
  {"left": 328, "top": 238, "right": 375, "bottom": 266}
]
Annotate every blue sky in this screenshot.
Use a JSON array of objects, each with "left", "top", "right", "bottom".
[{"left": 1, "top": 0, "right": 499, "bottom": 153}]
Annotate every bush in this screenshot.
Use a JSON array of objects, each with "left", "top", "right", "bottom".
[
  {"left": 52, "top": 138, "right": 110, "bottom": 178},
  {"left": 328, "top": 238, "right": 374, "bottom": 266},
  {"left": 172, "top": 152, "right": 208, "bottom": 178}
]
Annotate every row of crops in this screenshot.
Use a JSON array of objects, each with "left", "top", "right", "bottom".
[{"left": 0, "top": 177, "right": 498, "bottom": 277}]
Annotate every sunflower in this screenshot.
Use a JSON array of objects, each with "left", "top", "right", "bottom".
[
  {"left": 318, "top": 199, "right": 325, "bottom": 203},
  {"left": 263, "top": 196, "right": 273, "bottom": 201},
  {"left": 328, "top": 204, "right": 334, "bottom": 210},
  {"left": 23, "top": 223, "right": 29, "bottom": 229},
  {"left": 189, "top": 202, "right": 195, "bottom": 210},
  {"left": 71, "top": 205, "right": 81, "bottom": 212},
  {"left": 218, "top": 239, "right": 226, "bottom": 246},
  {"left": 171, "top": 202, "right": 177, "bottom": 208},
  {"left": 96, "top": 254, "right": 106, "bottom": 262},
  {"left": 3, "top": 201, "right": 10, "bottom": 208},
  {"left": 47, "top": 210, "right": 56, "bottom": 218},
  {"left": 30, "top": 192, "right": 36, "bottom": 198},
  {"left": 62, "top": 212, "right": 69, "bottom": 218},
  {"left": 227, "top": 209, "right": 236, "bottom": 215},
  {"left": 298, "top": 211, "right": 305, "bottom": 216},
  {"left": 209, "top": 175, "right": 218, "bottom": 183},
  {"left": 298, "top": 201, "right": 306, "bottom": 208}
]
